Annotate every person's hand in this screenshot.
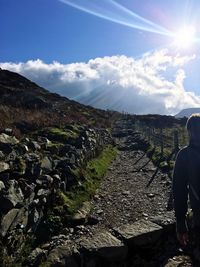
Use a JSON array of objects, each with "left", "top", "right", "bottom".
[{"left": 177, "top": 232, "right": 189, "bottom": 246}]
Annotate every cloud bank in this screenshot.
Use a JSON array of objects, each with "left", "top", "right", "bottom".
[{"left": 0, "top": 49, "right": 199, "bottom": 115}]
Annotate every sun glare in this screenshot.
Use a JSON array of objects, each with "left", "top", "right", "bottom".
[{"left": 173, "top": 26, "right": 196, "bottom": 49}]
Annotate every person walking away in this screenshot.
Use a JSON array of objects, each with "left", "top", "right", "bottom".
[{"left": 173, "top": 114, "right": 200, "bottom": 254}]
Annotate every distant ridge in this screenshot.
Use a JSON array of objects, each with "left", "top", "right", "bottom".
[{"left": 175, "top": 108, "right": 200, "bottom": 118}]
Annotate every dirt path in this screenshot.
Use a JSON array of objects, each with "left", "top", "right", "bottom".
[
  {"left": 69, "top": 123, "right": 194, "bottom": 266},
  {"left": 82, "top": 134, "right": 194, "bottom": 266},
  {"left": 89, "top": 138, "right": 173, "bottom": 230}
]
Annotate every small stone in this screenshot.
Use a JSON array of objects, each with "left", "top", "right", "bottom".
[
  {"left": 69, "top": 228, "right": 74, "bottom": 234},
  {"left": 122, "top": 190, "right": 130, "bottom": 196},
  {"left": 0, "top": 181, "right": 5, "bottom": 191},
  {"left": 0, "top": 162, "right": 10, "bottom": 173},
  {"left": 96, "top": 209, "right": 104, "bottom": 215},
  {"left": 41, "top": 156, "right": 52, "bottom": 172},
  {"left": 93, "top": 194, "right": 100, "bottom": 201},
  {"left": 87, "top": 215, "right": 100, "bottom": 225},
  {"left": 148, "top": 193, "right": 155, "bottom": 198}
]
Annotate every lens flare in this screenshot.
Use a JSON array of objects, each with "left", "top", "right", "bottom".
[
  {"left": 173, "top": 26, "right": 196, "bottom": 49},
  {"left": 59, "top": 0, "right": 200, "bottom": 50},
  {"left": 59, "top": 0, "right": 171, "bottom": 36}
]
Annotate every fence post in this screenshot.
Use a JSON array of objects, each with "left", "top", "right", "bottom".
[
  {"left": 160, "top": 128, "right": 163, "bottom": 156},
  {"left": 174, "top": 131, "right": 179, "bottom": 153},
  {"left": 152, "top": 128, "right": 156, "bottom": 148},
  {"left": 147, "top": 127, "right": 151, "bottom": 143}
]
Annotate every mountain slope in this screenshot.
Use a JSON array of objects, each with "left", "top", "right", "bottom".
[
  {"left": 175, "top": 108, "right": 200, "bottom": 118},
  {"left": 0, "top": 69, "right": 114, "bottom": 134}
]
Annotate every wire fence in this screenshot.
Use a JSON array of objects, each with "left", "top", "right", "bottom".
[{"left": 133, "top": 119, "right": 188, "bottom": 162}]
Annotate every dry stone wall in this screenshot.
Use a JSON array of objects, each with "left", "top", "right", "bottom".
[{"left": 0, "top": 126, "right": 113, "bottom": 263}]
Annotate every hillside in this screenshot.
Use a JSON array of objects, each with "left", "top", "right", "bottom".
[{"left": 0, "top": 69, "right": 114, "bottom": 135}]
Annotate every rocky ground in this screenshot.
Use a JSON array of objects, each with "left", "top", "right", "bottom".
[
  {"left": 89, "top": 140, "right": 173, "bottom": 229},
  {"left": 0, "top": 119, "right": 196, "bottom": 267},
  {"left": 65, "top": 122, "right": 195, "bottom": 267},
  {"left": 82, "top": 136, "right": 193, "bottom": 266},
  {"left": 40, "top": 127, "right": 195, "bottom": 267}
]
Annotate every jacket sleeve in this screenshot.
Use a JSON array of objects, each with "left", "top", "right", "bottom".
[{"left": 172, "top": 148, "right": 188, "bottom": 234}]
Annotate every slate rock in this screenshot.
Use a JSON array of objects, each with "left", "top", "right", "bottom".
[
  {"left": 41, "top": 156, "right": 52, "bottom": 172},
  {"left": 0, "top": 180, "right": 24, "bottom": 212},
  {"left": 0, "top": 208, "right": 19, "bottom": 237},
  {"left": 149, "top": 214, "right": 176, "bottom": 233},
  {"left": 114, "top": 219, "right": 163, "bottom": 247},
  {"left": 46, "top": 243, "right": 79, "bottom": 267},
  {"left": 0, "top": 133, "right": 19, "bottom": 145},
  {"left": 79, "top": 231, "right": 127, "bottom": 261}
]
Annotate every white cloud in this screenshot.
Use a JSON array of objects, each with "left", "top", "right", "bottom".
[{"left": 0, "top": 49, "right": 198, "bottom": 115}]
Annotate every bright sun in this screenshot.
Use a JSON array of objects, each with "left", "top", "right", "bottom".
[{"left": 173, "top": 26, "right": 196, "bottom": 49}]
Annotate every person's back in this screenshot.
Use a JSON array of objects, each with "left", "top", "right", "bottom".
[{"left": 173, "top": 114, "right": 200, "bottom": 246}]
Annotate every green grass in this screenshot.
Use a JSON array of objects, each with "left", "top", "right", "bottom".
[
  {"left": 54, "top": 145, "right": 118, "bottom": 215},
  {"left": 35, "top": 126, "right": 81, "bottom": 143},
  {"left": 48, "top": 127, "right": 79, "bottom": 140}
]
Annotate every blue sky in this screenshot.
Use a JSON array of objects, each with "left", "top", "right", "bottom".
[
  {"left": 1, "top": 0, "right": 200, "bottom": 114},
  {"left": 1, "top": 0, "right": 196, "bottom": 62}
]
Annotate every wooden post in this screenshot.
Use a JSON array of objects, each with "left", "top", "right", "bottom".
[
  {"left": 160, "top": 128, "right": 163, "bottom": 156},
  {"left": 152, "top": 128, "right": 156, "bottom": 148},
  {"left": 174, "top": 131, "right": 179, "bottom": 153},
  {"left": 147, "top": 127, "right": 151, "bottom": 143}
]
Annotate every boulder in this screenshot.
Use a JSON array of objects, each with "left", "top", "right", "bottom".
[{"left": 0, "top": 180, "right": 24, "bottom": 212}]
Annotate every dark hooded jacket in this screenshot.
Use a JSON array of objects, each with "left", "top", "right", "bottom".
[{"left": 173, "top": 140, "right": 200, "bottom": 233}]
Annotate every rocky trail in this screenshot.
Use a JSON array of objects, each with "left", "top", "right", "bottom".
[
  {"left": 76, "top": 136, "right": 193, "bottom": 267},
  {"left": 0, "top": 119, "right": 196, "bottom": 267},
  {"left": 89, "top": 140, "right": 173, "bottom": 230},
  {"left": 42, "top": 120, "right": 195, "bottom": 267}
]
